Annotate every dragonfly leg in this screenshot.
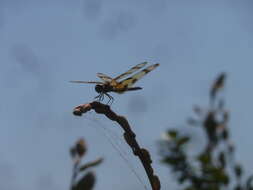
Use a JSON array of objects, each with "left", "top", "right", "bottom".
[
  {"left": 105, "top": 93, "right": 114, "bottom": 105},
  {"left": 94, "top": 95, "right": 98, "bottom": 100},
  {"left": 94, "top": 94, "right": 100, "bottom": 100},
  {"left": 110, "top": 95, "right": 114, "bottom": 105},
  {"left": 95, "top": 93, "right": 110, "bottom": 103},
  {"left": 99, "top": 94, "right": 102, "bottom": 102},
  {"left": 94, "top": 93, "right": 103, "bottom": 102}
]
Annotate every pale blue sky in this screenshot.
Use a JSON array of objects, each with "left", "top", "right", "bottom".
[{"left": 0, "top": 0, "right": 253, "bottom": 189}]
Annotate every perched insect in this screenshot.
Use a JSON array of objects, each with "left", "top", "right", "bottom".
[{"left": 70, "top": 62, "right": 159, "bottom": 103}]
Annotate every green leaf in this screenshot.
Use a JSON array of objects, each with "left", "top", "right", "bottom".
[
  {"left": 72, "top": 172, "right": 95, "bottom": 190},
  {"left": 234, "top": 164, "right": 243, "bottom": 179},
  {"left": 168, "top": 130, "right": 178, "bottom": 139},
  {"left": 79, "top": 158, "right": 103, "bottom": 172},
  {"left": 177, "top": 136, "right": 190, "bottom": 146},
  {"left": 246, "top": 175, "right": 253, "bottom": 189},
  {"left": 212, "top": 168, "right": 229, "bottom": 185},
  {"left": 234, "top": 185, "right": 242, "bottom": 190},
  {"left": 198, "top": 153, "right": 211, "bottom": 165},
  {"left": 218, "top": 152, "right": 226, "bottom": 168},
  {"left": 163, "top": 157, "right": 178, "bottom": 165},
  {"left": 221, "top": 129, "right": 229, "bottom": 141}
]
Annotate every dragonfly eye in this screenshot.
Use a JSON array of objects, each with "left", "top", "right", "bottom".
[{"left": 95, "top": 85, "right": 103, "bottom": 93}]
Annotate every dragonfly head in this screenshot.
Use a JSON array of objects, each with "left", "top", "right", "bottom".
[{"left": 95, "top": 85, "right": 104, "bottom": 93}]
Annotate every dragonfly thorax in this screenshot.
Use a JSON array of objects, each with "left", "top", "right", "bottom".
[{"left": 95, "top": 84, "right": 114, "bottom": 94}]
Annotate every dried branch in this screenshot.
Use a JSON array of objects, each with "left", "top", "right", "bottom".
[{"left": 73, "top": 101, "right": 161, "bottom": 190}]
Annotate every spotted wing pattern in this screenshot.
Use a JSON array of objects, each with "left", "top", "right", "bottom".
[
  {"left": 69, "top": 81, "right": 104, "bottom": 84},
  {"left": 97, "top": 73, "right": 113, "bottom": 83},
  {"left": 116, "top": 63, "right": 159, "bottom": 90},
  {"left": 113, "top": 62, "right": 148, "bottom": 81}
]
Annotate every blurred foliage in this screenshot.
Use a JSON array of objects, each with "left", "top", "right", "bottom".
[
  {"left": 70, "top": 138, "right": 103, "bottom": 190},
  {"left": 159, "top": 73, "right": 253, "bottom": 190}
]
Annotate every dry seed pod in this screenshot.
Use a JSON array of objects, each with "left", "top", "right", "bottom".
[
  {"left": 210, "top": 72, "right": 226, "bottom": 100},
  {"left": 76, "top": 138, "right": 87, "bottom": 158}
]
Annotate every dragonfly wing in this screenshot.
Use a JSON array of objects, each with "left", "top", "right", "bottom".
[
  {"left": 69, "top": 80, "right": 104, "bottom": 84},
  {"left": 118, "top": 63, "right": 159, "bottom": 88},
  {"left": 97, "top": 73, "right": 113, "bottom": 83},
  {"left": 113, "top": 62, "right": 148, "bottom": 81}
]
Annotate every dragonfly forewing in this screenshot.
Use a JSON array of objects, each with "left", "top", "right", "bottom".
[{"left": 113, "top": 62, "right": 148, "bottom": 81}]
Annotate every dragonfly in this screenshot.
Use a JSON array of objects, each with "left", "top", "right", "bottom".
[{"left": 70, "top": 62, "right": 159, "bottom": 103}]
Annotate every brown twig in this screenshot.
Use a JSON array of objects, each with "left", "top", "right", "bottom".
[{"left": 73, "top": 101, "right": 161, "bottom": 190}]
